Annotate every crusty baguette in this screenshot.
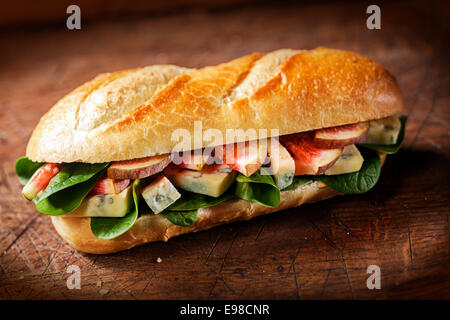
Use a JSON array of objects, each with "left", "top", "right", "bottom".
[
  {"left": 27, "top": 47, "right": 403, "bottom": 163},
  {"left": 51, "top": 181, "right": 339, "bottom": 254},
  {"left": 51, "top": 154, "right": 386, "bottom": 255}
]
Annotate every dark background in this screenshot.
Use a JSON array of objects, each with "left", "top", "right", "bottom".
[{"left": 0, "top": 0, "right": 448, "bottom": 299}]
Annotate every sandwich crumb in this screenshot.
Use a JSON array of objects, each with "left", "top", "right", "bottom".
[
  {"left": 96, "top": 281, "right": 102, "bottom": 287},
  {"left": 156, "top": 257, "right": 162, "bottom": 263},
  {"left": 99, "top": 289, "right": 109, "bottom": 295}
]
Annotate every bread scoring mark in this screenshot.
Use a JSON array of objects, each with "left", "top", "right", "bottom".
[
  {"left": 120, "top": 73, "right": 192, "bottom": 126},
  {"left": 225, "top": 49, "right": 299, "bottom": 103},
  {"left": 111, "top": 53, "right": 263, "bottom": 132},
  {"left": 73, "top": 69, "right": 137, "bottom": 131},
  {"left": 27, "top": 47, "right": 404, "bottom": 163},
  {"left": 220, "top": 52, "right": 264, "bottom": 104},
  {"left": 75, "top": 66, "right": 191, "bottom": 132}
]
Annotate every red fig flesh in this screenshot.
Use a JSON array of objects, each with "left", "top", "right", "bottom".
[
  {"left": 280, "top": 133, "right": 342, "bottom": 175},
  {"left": 22, "top": 163, "right": 61, "bottom": 200},
  {"left": 90, "top": 178, "right": 130, "bottom": 196},
  {"left": 218, "top": 140, "right": 267, "bottom": 176}
]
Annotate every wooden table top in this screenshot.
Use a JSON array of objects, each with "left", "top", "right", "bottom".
[{"left": 0, "top": 0, "right": 448, "bottom": 299}]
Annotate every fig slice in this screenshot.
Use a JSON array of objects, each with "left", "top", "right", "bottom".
[
  {"left": 280, "top": 132, "right": 342, "bottom": 175},
  {"left": 107, "top": 154, "right": 171, "bottom": 180},
  {"left": 217, "top": 139, "right": 268, "bottom": 177},
  {"left": 22, "top": 163, "right": 61, "bottom": 200},
  {"left": 90, "top": 178, "right": 130, "bottom": 196},
  {"left": 314, "top": 122, "right": 369, "bottom": 148},
  {"left": 174, "top": 150, "right": 210, "bottom": 171}
]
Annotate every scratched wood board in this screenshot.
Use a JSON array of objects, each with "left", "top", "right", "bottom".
[{"left": 0, "top": 0, "right": 448, "bottom": 299}]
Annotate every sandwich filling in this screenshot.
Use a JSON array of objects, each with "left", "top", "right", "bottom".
[{"left": 16, "top": 115, "right": 406, "bottom": 240}]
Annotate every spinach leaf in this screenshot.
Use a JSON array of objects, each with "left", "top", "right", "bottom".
[
  {"left": 35, "top": 171, "right": 104, "bottom": 215},
  {"left": 32, "top": 162, "right": 109, "bottom": 215},
  {"left": 163, "top": 210, "right": 198, "bottom": 227},
  {"left": 317, "top": 147, "right": 381, "bottom": 194},
  {"left": 90, "top": 179, "right": 140, "bottom": 240},
  {"left": 358, "top": 116, "right": 407, "bottom": 154},
  {"left": 15, "top": 157, "right": 44, "bottom": 185},
  {"left": 162, "top": 189, "right": 234, "bottom": 227},
  {"left": 281, "top": 176, "right": 313, "bottom": 191},
  {"left": 166, "top": 191, "right": 234, "bottom": 211},
  {"left": 34, "top": 162, "right": 109, "bottom": 203},
  {"left": 234, "top": 168, "right": 280, "bottom": 207}
]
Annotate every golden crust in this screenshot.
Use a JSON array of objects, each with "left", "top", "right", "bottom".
[
  {"left": 27, "top": 47, "right": 403, "bottom": 163},
  {"left": 51, "top": 181, "right": 339, "bottom": 254}
]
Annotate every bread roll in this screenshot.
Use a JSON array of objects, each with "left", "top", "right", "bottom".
[
  {"left": 26, "top": 47, "right": 403, "bottom": 163},
  {"left": 25, "top": 48, "right": 400, "bottom": 253},
  {"left": 51, "top": 181, "right": 338, "bottom": 254}
]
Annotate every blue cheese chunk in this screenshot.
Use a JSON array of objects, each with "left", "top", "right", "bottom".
[
  {"left": 165, "top": 164, "right": 237, "bottom": 197},
  {"left": 325, "top": 145, "right": 363, "bottom": 175},
  {"left": 364, "top": 115, "right": 401, "bottom": 145},
  {"left": 265, "top": 138, "right": 295, "bottom": 189},
  {"left": 65, "top": 186, "right": 132, "bottom": 217},
  {"left": 141, "top": 176, "right": 181, "bottom": 214}
]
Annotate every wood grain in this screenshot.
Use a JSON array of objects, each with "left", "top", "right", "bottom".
[{"left": 0, "top": 0, "right": 449, "bottom": 299}]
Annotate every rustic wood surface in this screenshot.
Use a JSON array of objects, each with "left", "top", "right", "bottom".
[{"left": 0, "top": 0, "right": 448, "bottom": 299}]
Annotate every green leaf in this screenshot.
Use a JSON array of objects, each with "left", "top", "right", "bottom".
[
  {"left": 234, "top": 168, "right": 281, "bottom": 207},
  {"left": 90, "top": 179, "right": 140, "bottom": 240},
  {"left": 31, "top": 162, "right": 109, "bottom": 216},
  {"left": 163, "top": 210, "right": 198, "bottom": 227},
  {"left": 34, "top": 162, "right": 109, "bottom": 204},
  {"left": 14, "top": 157, "right": 44, "bottom": 185},
  {"left": 281, "top": 176, "right": 313, "bottom": 191},
  {"left": 358, "top": 116, "right": 407, "bottom": 154},
  {"left": 166, "top": 191, "right": 234, "bottom": 211},
  {"left": 317, "top": 147, "right": 381, "bottom": 194},
  {"left": 35, "top": 171, "right": 104, "bottom": 215},
  {"left": 162, "top": 189, "right": 234, "bottom": 227}
]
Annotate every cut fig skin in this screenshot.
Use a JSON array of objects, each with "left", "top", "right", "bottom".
[
  {"left": 22, "top": 163, "right": 61, "bottom": 200},
  {"left": 217, "top": 140, "right": 267, "bottom": 177},
  {"left": 280, "top": 132, "right": 343, "bottom": 176},
  {"left": 107, "top": 154, "right": 171, "bottom": 180},
  {"left": 90, "top": 178, "right": 130, "bottom": 196},
  {"left": 314, "top": 122, "right": 369, "bottom": 149},
  {"left": 175, "top": 151, "right": 210, "bottom": 171}
]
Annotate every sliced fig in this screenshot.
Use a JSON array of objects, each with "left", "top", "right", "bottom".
[
  {"left": 280, "top": 133, "right": 342, "bottom": 175},
  {"left": 90, "top": 178, "right": 130, "bottom": 196},
  {"left": 314, "top": 122, "right": 369, "bottom": 148},
  {"left": 176, "top": 151, "right": 210, "bottom": 171},
  {"left": 218, "top": 139, "right": 267, "bottom": 177},
  {"left": 22, "top": 163, "right": 61, "bottom": 200},
  {"left": 107, "top": 154, "right": 171, "bottom": 180}
]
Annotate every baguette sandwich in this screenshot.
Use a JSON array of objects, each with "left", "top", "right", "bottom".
[{"left": 15, "top": 47, "right": 406, "bottom": 254}]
